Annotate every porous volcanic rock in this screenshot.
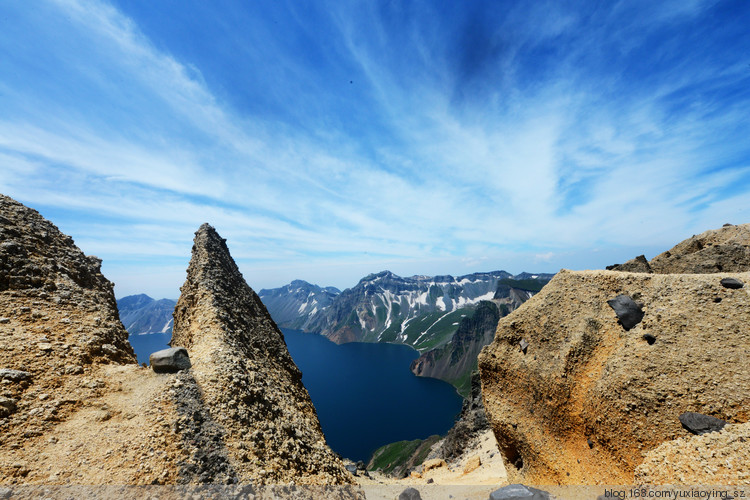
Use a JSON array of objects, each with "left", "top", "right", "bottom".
[
  {"left": 609, "top": 223, "right": 750, "bottom": 273},
  {"left": 171, "top": 223, "right": 353, "bottom": 485},
  {"left": 478, "top": 269, "right": 750, "bottom": 484},
  {"left": 635, "top": 422, "right": 750, "bottom": 485},
  {"left": 0, "top": 195, "right": 137, "bottom": 456},
  {"left": 0, "top": 195, "right": 189, "bottom": 485}
]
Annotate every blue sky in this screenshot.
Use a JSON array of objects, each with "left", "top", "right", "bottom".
[{"left": 2, "top": 0, "right": 750, "bottom": 298}]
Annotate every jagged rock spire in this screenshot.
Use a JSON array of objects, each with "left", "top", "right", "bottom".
[{"left": 172, "top": 223, "right": 353, "bottom": 485}]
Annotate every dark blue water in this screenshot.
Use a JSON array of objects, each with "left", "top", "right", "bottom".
[
  {"left": 282, "top": 329, "right": 463, "bottom": 462},
  {"left": 128, "top": 333, "right": 171, "bottom": 364},
  {"left": 128, "top": 329, "right": 463, "bottom": 462}
]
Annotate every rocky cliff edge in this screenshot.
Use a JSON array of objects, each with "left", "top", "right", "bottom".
[
  {"left": 0, "top": 195, "right": 353, "bottom": 487},
  {"left": 478, "top": 254, "right": 749, "bottom": 484}
]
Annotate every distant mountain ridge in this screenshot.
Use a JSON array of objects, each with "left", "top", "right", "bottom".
[
  {"left": 261, "top": 270, "right": 553, "bottom": 350},
  {"left": 117, "top": 294, "right": 176, "bottom": 335},
  {"left": 257, "top": 280, "right": 340, "bottom": 331},
  {"left": 259, "top": 269, "right": 554, "bottom": 396}
]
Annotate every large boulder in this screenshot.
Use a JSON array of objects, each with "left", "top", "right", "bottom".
[
  {"left": 149, "top": 347, "right": 191, "bottom": 373},
  {"left": 478, "top": 269, "right": 750, "bottom": 484}
]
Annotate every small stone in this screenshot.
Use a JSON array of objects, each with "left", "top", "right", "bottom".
[
  {"left": 489, "top": 484, "right": 552, "bottom": 500},
  {"left": 607, "top": 295, "right": 644, "bottom": 330},
  {"left": 463, "top": 455, "right": 481, "bottom": 474},
  {"left": 64, "top": 365, "right": 84, "bottom": 375},
  {"left": 0, "top": 369, "right": 31, "bottom": 382},
  {"left": 399, "top": 487, "right": 422, "bottom": 500},
  {"left": 0, "top": 318, "right": 9, "bottom": 324},
  {"left": 344, "top": 464, "right": 357, "bottom": 476},
  {"left": 150, "top": 347, "right": 191, "bottom": 373},
  {"left": 679, "top": 412, "right": 727, "bottom": 435},
  {"left": 519, "top": 339, "right": 529, "bottom": 354},
  {"left": 101, "top": 344, "right": 118, "bottom": 356},
  {"left": 720, "top": 278, "right": 744, "bottom": 289},
  {"left": 422, "top": 458, "right": 447, "bottom": 471},
  {"left": 643, "top": 333, "right": 656, "bottom": 345},
  {"left": 0, "top": 396, "right": 17, "bottom": 417}
]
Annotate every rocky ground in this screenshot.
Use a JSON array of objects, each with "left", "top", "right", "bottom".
[{"left": 636, "top": 421, "right": 750, "bottom": 484}]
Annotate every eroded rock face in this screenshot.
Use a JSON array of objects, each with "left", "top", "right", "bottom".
[
  {"left": 0, "top": 196, "right": 354, "bottom": 486},
  {"left": 0, "top": 194, "right": 137, "bottom": 461},
  {"left": 478, "top": 269, "right": 750, "bottom": 484},
  {"left": 171, "top": 224, "right": 352, "bottom": 485}
]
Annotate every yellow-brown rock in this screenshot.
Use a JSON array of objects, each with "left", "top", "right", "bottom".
[
  {"left": 635, "top": 422, "right": 750, "bottom": 485},
  {"left": 422, "top": 459, "right": 447, "bottom": 472},
  {"left": 462, "top": 455, "right": 481, "bottom": 474},
  {"left": 171, "top": 223, "right": 353, "bottom": 485},
  {"left": 0, "top": 195, "right": 355, "bottom": 487},
  {"left": 478, "top": 268, "right": 750, "bottom": 484}
]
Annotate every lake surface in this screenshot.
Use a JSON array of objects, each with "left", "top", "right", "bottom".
[
  {"left": 282, "top": 329, "right": 463, "bottom": 462},
  {"left": 128, "top": 332, "right": 172, "bottom": 364},
  {"left": 128, "top": 329, "right": 463, "bottom": 462}
]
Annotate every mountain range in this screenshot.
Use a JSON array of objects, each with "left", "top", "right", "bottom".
[
  {"left": 117, "top": 270, "right": 553, "bottom": 396},
  {"left": 117, "top": 294, "right": 176, "bottom": 335},
  {"left": 259, "top": 270, "right": 553, "bottom": 396}
]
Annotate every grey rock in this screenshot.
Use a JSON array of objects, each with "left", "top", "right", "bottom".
[
  {"left": 489, "top": 484, "right": 552, "bottom": 500},
  {"left": 0, "top": 487, "right": 11, "bottom": 500},
  {"left": 345, "top": 464, "right": 358, "bottom": 476},
  {"left": 101, "top": 343, "right": 118, "bottom": 356},
  {"left": 679, "top": 412, "right": 728, "bottom": 435},
  {"left": 0, "top": 318, "right": 9, "bottom": 324},
  {"left": 399, "top": 487, "right": 422, "bottom": 500},
  {"left": 607, "top": 254, "right": 652, "bottom": 273},
  {"left": 606, "top": 295, "right": 644, "bottom": 330},
  {"left": 0, "top": 369, "right": 31, "bottom": 382},
  {"left": 519, "top": 339, "right": 529, "bottom": 354},
  {"left": 720, "top": 278, "right": 744, "bottom": 289},
  {"left": 149, "top": 347, "right": 191, "bottom": 373},
  {"left": 0, "top": 396, "right": 17, "bottom": 417}
]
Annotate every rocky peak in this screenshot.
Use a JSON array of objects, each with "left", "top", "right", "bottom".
[
  {"left": 608, "top": 223, "right": 750, "bottom": 273},
  {"left": 0, "top": 194, "right": 135, "bottom": 367},
  {"left": 171, "top": 223, "right": 352, "bottom": 485}
]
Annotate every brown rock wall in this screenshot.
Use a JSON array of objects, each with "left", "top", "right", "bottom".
[{"left": 478, "top": 269, "right": 750, "bottom": 484}]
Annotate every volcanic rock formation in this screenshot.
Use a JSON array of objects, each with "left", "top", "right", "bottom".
[
  {"left": 608, "top": 223, "right": 750, "bottom": 273},
  {"left": 0, "top": 195, "right": 354, "bottom": 487},
  {"left": 478, "top": 264, "right": 750, "bottom": 484},
  {"left": 171, "top": 223, "right": 352, "bottom": 485}
]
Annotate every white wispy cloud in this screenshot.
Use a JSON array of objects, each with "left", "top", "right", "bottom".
[{"left": 1, "top": 0, "right": 748, "bottom": 297}]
